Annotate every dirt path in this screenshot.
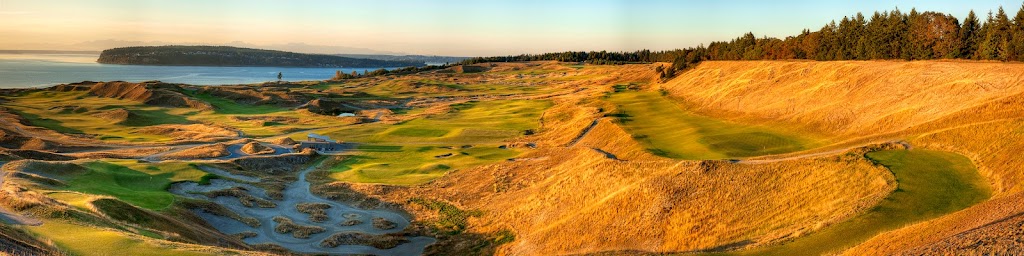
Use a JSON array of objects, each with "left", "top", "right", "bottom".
[
  {"left": 567, "top": 118, "right": 604, "bottom": 147},
  {"left": 736, "top": 140, "right": 908, "bottom": 164}
]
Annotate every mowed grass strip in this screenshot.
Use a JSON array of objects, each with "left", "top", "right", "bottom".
[
  {"left": 26, "top": 221, "right": 211, "bottom": 256},
  {"left": 63, "top": 160, "right": 211, "bottom": 210},
  {"left": 379, "top": 100, "right": 551, "bottom": 143},
  {"left": 606, "top": 92, "right": 821, "bottom": 159},
  {"left": 729, "top": 150, "right": 991, "bottom": 255}
]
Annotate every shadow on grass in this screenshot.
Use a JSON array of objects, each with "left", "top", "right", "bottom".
[
  {"left": 121, "top": 109, "right": 192, "bottom": 127},
  {"left": 7, "top": 109, "right": 84, "bottom": 134}
]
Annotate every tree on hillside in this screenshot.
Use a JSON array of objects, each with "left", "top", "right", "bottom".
[
  {"left": 1009, "top": 3, "right": 1024, "bottom": 60},
  {"left": 977, "top": 9, "right": 1012, "bottom": 60},
  {"left": 959, "top": 11, "right": 982, "bottom": 59},
  {"left": 461, "top": 4, "right": 1024, "bottom": 70},
  {"left": 908, "top": 11, "right": 961, "bottom": 59}
]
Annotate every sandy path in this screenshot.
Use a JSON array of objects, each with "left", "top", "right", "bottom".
[{"left": 567, "top": 118, "right": 604, "bottom": 147}]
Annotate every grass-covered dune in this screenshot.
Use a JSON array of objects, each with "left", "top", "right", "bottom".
[
  {"left": 658, "top": 60, "right": 1024, "bottom": 254},
  {"left": 1, "top": 60, "right": 1022, "bottom": 255}
]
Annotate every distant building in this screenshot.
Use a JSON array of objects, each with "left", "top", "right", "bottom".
[
  {"left": 296, "top": 133, "right": 346, "bottom": 152},
  {"left": 307, "top": 133, "right": 335, "bottom": 143}
]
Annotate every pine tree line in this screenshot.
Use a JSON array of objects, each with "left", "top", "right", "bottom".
[{"left": 462, "top": 4, "right": 1024, "bottom": 79}]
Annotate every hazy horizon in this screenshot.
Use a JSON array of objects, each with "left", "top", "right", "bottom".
[{"left": 1, "top": 0, "right": 1020, "bottom": 56}]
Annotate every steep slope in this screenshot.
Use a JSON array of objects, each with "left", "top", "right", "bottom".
[
  {"left": 660, "top": 61, "right": 1024, "bottom": 137},
  {"left": 660, "top": 60, "right": 1024, "bottom": 254},
  {"left": 339, "top": 67, "right": 897, "bottom": 254}
]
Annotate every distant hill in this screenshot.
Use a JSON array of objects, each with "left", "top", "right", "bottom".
[
  {"left": 333, "top": 54, "right": 469, "bottom": 64},
  {"left": 0, "top": 50, "right": 100, "bottom": 54},
  {"left": 97, "top": 46, "right": 425, "bottom": 68}
]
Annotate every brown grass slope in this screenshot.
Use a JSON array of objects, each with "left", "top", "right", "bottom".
[
  {"left": 340, "top": 64, "right": 895, "bottom": 255},
  {"left": 81, "top": 81, "right": 213, "bottom": 110},
  {"left": 661, "top": 60, "right": 1024, "bottom": 254},
  {"left": 660, "top": 61, "right": 1024, "bottom": 137}
]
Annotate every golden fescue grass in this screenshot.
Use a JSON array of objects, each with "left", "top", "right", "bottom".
[
  {"left": 844, "top": 111, "right": 1024, "bottom": 254},
  {"left": 346, "top": 89, "right": 894, "bottom": 255},
  {"left": 660, "top": 61, "right": 1024, "bottom": 137},
  {"left": 352, "top": 60, "right": 1024, "bottom": 255},
  {"left": 8, "top": 60, "right": 1024, "bottom": 255},
  {"left": 657, "top": 60, "right": 1024, "bottom": 255}
]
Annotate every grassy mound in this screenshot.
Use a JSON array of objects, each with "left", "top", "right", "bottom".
[{"left": 239, "top": 141, "right": 274, "bottom": 155}]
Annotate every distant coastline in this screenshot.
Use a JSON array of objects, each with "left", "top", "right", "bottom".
[
  {"left": 97, "top": 45, "right": 426, "bottom": 68},
  {"left": 0, "top": 50, "right": 102, "bottom": 55}
]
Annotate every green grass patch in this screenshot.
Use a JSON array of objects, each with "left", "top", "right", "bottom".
[
  {"left": 6, "top": 109, "right": 83, "bottom": 134},
  {"left": 62, "top": 160, "right": 209, "bottom": 210},
  {"left": 356, "top": 144, "right": 404, "bottom": 152},
  {"left": 359, "top": 79, "right": 554, "bottom": 98},
  {"left": 27, "top": 221, "right": 210, "bottom": 256},
  {"left": 328, "top": 145, "right": 520, "bottom": 185},
  {"left": 730, "top": 150, "right": 991, "bottom": 255},
  {"left": 606, "top": 92, "right": 823, "bottom": 159},
  {"left": 320, "top": 100, "right": 548, "bottom": 185},
  {"left": 186, "top": 91, "right": 287, "bottom": 115},
  {"left": 1, "top": 91, "right": 194, "bottom": 142},
  {"left": 389, "top": 127, "right": 450, "bottom": 137}
]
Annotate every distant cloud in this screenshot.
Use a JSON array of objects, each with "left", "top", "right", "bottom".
[{"left": 0, "top": 11, "right": 31, "bottom": 15}]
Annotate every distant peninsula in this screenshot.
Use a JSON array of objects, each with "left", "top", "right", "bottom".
[{"left": 97, "top": 46, "right": 425, "bottom": 68}]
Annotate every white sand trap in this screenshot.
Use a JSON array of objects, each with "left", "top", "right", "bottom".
[{"left": 172, "top": 163, "right": 434, "bottom": 255}]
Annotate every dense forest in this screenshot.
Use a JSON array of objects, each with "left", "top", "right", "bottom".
[
  {"left": 463, "top": 5, "right": 1024, "bottom": 78},
  {"left": 98, "top": 46, "right": 425, "bottom": 68},
  {"left": 334, "top": 54, "right": 468, "bottom": 64}
]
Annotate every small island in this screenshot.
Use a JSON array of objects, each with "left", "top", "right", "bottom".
[{"left": 97, "top": 45, "right": 425, "bottom": 68}]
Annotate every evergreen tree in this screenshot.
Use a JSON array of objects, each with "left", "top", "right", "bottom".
[
  {"left": 1010, "top": 3, "right": 1024, "bottom": 60},
  {"left": 959, "top": 11, "right": 982, "bottom": 59}
]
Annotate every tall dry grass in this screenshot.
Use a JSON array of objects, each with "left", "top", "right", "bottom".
[
  {"left": 658, "top": 60, "right": 1024, "bottom": 254},
  {"left": 348, "top": 70, "right": 895, "bottom": 254}
]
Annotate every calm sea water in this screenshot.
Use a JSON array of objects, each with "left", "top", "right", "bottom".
[{"left": 0, "top": 53, "right": 388, "bottom": 88}]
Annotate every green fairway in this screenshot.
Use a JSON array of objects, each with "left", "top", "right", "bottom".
[
  {"left": 727, "top": 150, "right": 991, "bottom": 255},
  {"left": 27, "top": 221, "right": 211, "bottom": 256},
  {"left": 606, "top": 92, "right": 822, "bottom": 159},
  {"left": 62, "top": 160, "right": 211, "bottom": 210},
  {"left": 185, "top": 91, "right": 289, "bottom": 115},
  {"left": 2, "top": 91, "right": 194, "bottom": 142},
  {"left": 327, "top": 144, "right": 522, "bottom": 185},
  {"left": 320, "top": 100, "right": 550, "bottom": 185},
  {"left": 358, "top": 79, "right": 553, "bottom": 98}
]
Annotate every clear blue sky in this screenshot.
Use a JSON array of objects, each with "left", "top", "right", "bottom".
[{"left": 0, "top": 0, "right": 1020, "bottom": 55}]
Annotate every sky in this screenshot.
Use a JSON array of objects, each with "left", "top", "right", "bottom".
[{"left": 1, "top": 0, "right": 1021, "bottom": 56}]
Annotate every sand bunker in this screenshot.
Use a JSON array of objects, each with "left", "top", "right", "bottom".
[{"left": 170, "top": 164, "right": 434, "bottom": 254}]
